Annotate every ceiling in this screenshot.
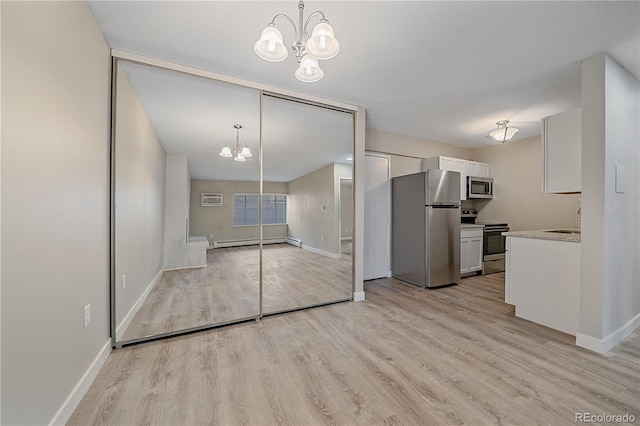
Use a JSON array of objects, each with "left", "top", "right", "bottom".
[
  {"left": 118, "top": 61, "right": 353, "bottom": 182},
  {"left": 89, "top": 1, "right": 640, "bottom": 149}
]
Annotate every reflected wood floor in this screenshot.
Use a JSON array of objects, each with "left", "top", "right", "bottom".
[
  {"left": 121, "top": 244, "right": 352, "bottom": 341},
  {"left": 72, "top": 273, "right": 640, "bottom": 425}
]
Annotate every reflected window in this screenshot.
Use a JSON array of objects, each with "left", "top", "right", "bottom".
[{"left": 234, "top": 194, "right": 287, "bottom": 226}]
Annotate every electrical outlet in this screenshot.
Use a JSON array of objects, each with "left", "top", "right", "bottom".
[
  {"left": 122, "top": 274, "right": 126, "bottom": 290},
  {"left": 84, "top": 304, "right": 91, "bottom": 328}
]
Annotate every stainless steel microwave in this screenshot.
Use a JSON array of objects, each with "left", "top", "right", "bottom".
[{"left": 467, "top": 176, "right": 493, "bottom": 199}]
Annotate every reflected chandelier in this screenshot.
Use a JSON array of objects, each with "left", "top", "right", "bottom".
[
  {"left": 253, "top": 0, "right": 340, "bottom": 83},
  {"left": 488, "top": 120, "right": 519, "bottom": 142},
  {"left": 219, "top": 124, "right": 252, "bottom": 162}
]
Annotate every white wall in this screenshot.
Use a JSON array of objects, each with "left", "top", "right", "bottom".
[
  {"left": 114, "top": 67, "right": 167, "bottom": 329},
  {"left": 1, "top": 2, "right": 111, "bottom": 424},
  {"left": 340, "top": 179, "right": 353, "bottom": 240},
  {"left": 473, "top": 136, "right": 580, "bottom": 231},
  {"left": 578, "top": 53, "right": 640, "bottom": 352},
  {"left": 288, "top": 163, "right": 342, "bottom": 255},
  {"left": 334, "top": 163, "right": 353, "bottom": 241},
  {"left": 163, "top": 156, "right": 195, "bottom": 270}
]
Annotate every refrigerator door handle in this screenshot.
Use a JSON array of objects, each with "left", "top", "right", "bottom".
[{"left": 429, "top": 205, "right": 460, "bottom": 209}]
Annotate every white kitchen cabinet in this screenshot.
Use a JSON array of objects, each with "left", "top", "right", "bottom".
[
  {"left": 505, "top": 235, "right": 580, "bottom": 335},
  {"left": 466, "top": 161, "right": 490, "bottom": 178},
  {"left": 460, "top": 226, "right": 483, "bottom": 275},
  {"left": 422, "top": 156, "right": 489, "bottom": 201},
  {"left": 542, "top": 108, "right": 582, "bottom": 193}
]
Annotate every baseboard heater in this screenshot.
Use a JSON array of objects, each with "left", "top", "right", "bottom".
[
  {"left": 213, "top": 237, "right": 286, "bottom": 248},
  {"left": 286, "top": 237, "right": 302, "bottom": 247}
]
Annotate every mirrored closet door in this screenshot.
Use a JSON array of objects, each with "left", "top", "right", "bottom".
[
  {"left": 261, "top": 94, "right": 354, "bottom": 315},
  {"left": 112, "top": 60, "right": 261, "bottom": 345},
  {"left": 111, "top": 58, "right": 355, "bottom": 347}
]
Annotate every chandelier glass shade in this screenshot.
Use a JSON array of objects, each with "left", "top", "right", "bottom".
[
  {"left": 305, "top": 21, "right": 340, "bottom": 60},
  {"left": 254, "top": 1, "right": 340, "bottom": 82},
  {"left": 488, "top": 120, "right": 519, "bottom": 142},
  {"left": 220, "top": 124, "right": 252, "bottom": 162},
  {"left": 253, "top": 24, "right": 288, "bottom": 62},
  {"left": 295, "top": 55, "right": 324, "bottom": 82}
]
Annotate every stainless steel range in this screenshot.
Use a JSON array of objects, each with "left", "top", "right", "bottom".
[{"left": 461, "top": 209, "right": 509, "bottom": 275}]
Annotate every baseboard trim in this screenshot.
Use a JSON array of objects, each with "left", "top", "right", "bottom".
[
  {"left": 116, "top": 267, "right": 163, "bottom": 340},
  {"left": 213, "top": 237, "right": 286, "bottom": 248},
  {"left": 576, "top": 312, "right": 640, "bottom": 353},
  {"left": 164, "top": 263, "right": 206, "bottom": 272},
  {"left": 354, "top": 291, "right": 366, "bottom": 302},
  {"left": 49, "top": 339, "right": 111, "bottom": 425},
  {"left": 302, "top": 244, "right": 341, "bottom": 259}
]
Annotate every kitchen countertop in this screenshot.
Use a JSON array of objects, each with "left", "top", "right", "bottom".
[{"left": 502, "top": 228, "right": 581, "bottom": 243}]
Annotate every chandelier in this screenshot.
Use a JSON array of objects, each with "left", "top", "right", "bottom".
[
  {"left": 219, "top": 124, "right": 252, "bottom": 162},
  {"left": 488, "top": 120, "right": 519, "bottom": 142},
  {"left": 253, "top": 0, "right": 340, "bottom": 83}
]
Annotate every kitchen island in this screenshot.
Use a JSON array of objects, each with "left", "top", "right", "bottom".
[{"left": 503, "top": 228, "right": 580, "bottom": 336}]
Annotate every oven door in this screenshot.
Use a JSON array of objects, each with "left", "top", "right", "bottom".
[
  {"left": 483, "top": 228, "right": 507, "bottom": 257},
  {"left": 483, "top": 226, "right": 508, "bottom": 274}
]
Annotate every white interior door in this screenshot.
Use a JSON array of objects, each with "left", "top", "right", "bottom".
[{"left": 364, "top": 153, "right": 390, "bottom": 280}]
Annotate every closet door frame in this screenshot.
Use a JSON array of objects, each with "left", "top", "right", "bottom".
[{"left": 110, "top": 50, "right": 365, "bottom": 348}]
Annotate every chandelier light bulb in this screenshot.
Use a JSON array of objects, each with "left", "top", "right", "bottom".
[
  {"left": 234, "top": 153, "right": 246, "bottom": 162},
  {"left": 305, "top": 20, "right": 340, "bottom": 60},
  {"left": 219, "top": 145, "right": 233, "bottom": 157},
  {"left": 254, "top": 24, "right": 288, "bottom": 62},
  {"left": 295, "top": 55, "right": 324, "bottom": 82}
]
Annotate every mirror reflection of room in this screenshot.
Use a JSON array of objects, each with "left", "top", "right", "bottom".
[
  {"left": 114, "top": 60, "right": 261, "bottom": 343},
  {"left": 113, "top": 61, "right": 354, "bottom": 345},
  {"left": 261, "top": 95, "right": 354, "bottom": 314}
]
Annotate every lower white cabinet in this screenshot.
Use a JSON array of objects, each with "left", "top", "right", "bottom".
[
  {"left": 461, "top": 226, "right": 483, "bottom": 274},
  {"left": 505, "top": 236, "right": 580, "bottom": 335}
]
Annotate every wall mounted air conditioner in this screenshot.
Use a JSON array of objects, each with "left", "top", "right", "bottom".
[{"left": 201, "top": 193, "right": 223, "bottom": 207}]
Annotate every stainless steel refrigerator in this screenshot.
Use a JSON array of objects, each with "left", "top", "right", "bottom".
[{"left": 392, "top": 170, "right": 461, "bottom": 288}]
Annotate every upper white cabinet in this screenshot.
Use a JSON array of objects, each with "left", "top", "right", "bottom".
[
  {"left": 422, "top": 156, "right": 490, "bottom": 200},
  {"left": 437, "top": 156, "right": 467, "bottom": 174},
  {"left": 466, "top": 161, "right": 490, "bottom": 178},
  {"left": 542, "top": 108, "right": 582, "bottom": 193}
]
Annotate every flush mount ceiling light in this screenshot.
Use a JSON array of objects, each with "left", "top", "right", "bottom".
[
  {"left": 488, "top": 120, "right": 519, "bottom": 142},
  {"left": 254, "top": 0, "right": 340, "bottom": 83},
  {"left": 219, "top": 124, "right": 252, "bottom": 162}
]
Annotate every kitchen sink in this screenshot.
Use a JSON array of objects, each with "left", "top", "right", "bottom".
[{"left": 545, "top": 229, "right": 581, "bottom": 234}]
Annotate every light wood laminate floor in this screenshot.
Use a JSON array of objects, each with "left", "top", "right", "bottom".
[
  {"left": 73, "top": 273, "right": 640, "bottom": 425},
  {"left": 121, "top": 244, "right": 352, "bottom": 341}
]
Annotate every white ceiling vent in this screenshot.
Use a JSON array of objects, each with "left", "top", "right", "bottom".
[{"left": 201, "top": 193, "right": 223, "bottom": 207}]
